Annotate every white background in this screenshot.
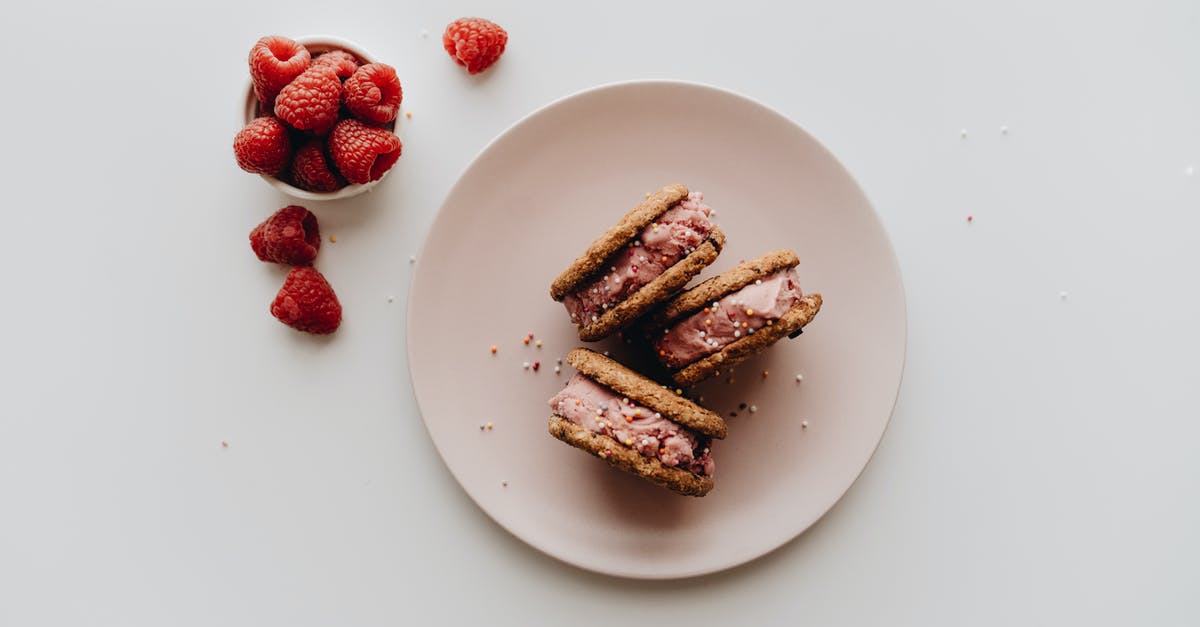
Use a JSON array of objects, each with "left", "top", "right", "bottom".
[{"left": 2, "top": 1, "right": 1198, "bottom": 625}]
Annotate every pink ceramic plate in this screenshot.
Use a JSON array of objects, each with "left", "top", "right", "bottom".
[{"left": 408, "top": 81, "right": 905, "bottom": 578}]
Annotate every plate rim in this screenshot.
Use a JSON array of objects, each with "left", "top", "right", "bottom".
[{"left": 407, "top": 78, "right": 908, "bottom": 579}]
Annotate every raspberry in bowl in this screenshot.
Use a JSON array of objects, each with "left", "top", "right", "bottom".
[{"left": 238, "top": 35, "right": 402, "bottom": 201}]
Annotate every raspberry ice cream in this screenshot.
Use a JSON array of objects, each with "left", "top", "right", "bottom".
[
  {"left": 654, "top": 268, "right": 803, "bottom": 368},
  {"left": 562, "top": 192, "right": 714, "bottom": 326},
  {"left": 548, "top": 373, "right": 715, "bottom": 476}
]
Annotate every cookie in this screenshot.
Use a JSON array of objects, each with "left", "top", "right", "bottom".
[
  {"left": 566, "top": 347, "right": 726, "bottom": 438},
  {"left": 550, "top": 184, "right": 726, "bottom": 341},
  {"left": 549, "top": 416, "right": 714, "bottom": 497},
  {"left": 547, "top": 348, "right": 726, "bottom": 497},
  {"left": 642, "top": 249, "right": 823, "bottom": 386}
]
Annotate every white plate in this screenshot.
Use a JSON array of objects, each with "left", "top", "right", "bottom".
[{"left": 408, "top": 80, "right": 905, "bottom": 579}]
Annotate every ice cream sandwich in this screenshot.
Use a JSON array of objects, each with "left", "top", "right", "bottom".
[
  {"left": 547, "top": 348, "right": 727, "bottom": 497},
  {"left": 644, "top": 249, "right": 822, "bottom": 387},
  {"left": 550, "top": 184, "right": 726, "bottom": 341}
]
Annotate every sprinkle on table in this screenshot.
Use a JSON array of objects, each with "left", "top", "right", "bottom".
[
  {"left": 221, "top": 440, "right": 229, "bottom": 448},
  {"left": 762, "top": 370, "right": 769, "bottom": 379},
  {"left": 532, "top": 361, "right": 540, "bottom": 372},
  {"left": 486, "top": 422, "right": 494, "bottom": 430},
  {"left": 1060, "top": 291, "right": 1069, "bottom": 301},
  {"left": 749, "top": 405, "right": 758, "bottom": 413},
  {"left": 535, "top": 340, "right": 543, "bottom": 348},
  {"left": 490, "top": 345, "right": 498, "bottom": 354},
  {"left": 329, "top": 235, "right": 337, "bottom": 243},
  {"left": 501, "top": 480, "right": 508, "bottom": 487},
  {"left": 796, "top": 373, "right": 804, "bottom": 383},
  {"left": 522, "top": 361, "right": 530, "bottom": 370},
  {"left": 801, "top": 420, "right": 809, "bottom": 429},
  {"left": 409, "top": 255, "right": 416, "bottom": 264},
  {"left": 739, "top": 403, "right": 747, "bottom": 410},
  {"left": 405, "top": 111, "right": 413, "bottom": 119},
  {"left": 967, "top": 215, "right": 974, "bottom": 223},
  {"left": 554, "top": 366, "right": 561, "bottom": 374}
]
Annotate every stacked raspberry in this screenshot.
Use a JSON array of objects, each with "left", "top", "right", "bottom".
[
  {"left": 234, "top": 36, "right": 403, "bottom": 192},
  {"left": 250, "top": 206, "right": 342, "bottom": 335}
]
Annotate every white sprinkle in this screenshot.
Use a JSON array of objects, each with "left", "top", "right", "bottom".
[
  {"left": 699, "top": 331, "right": 706, "bottom": 338},
  {"left": 386, "top": 295, "right": 394, "bottom": 303},
  {"left": 747, "top": 328, "right": 754, "bottom": 334},
  {"left": 960, "top": 128, "right": 968, "bottom": 139},
  {"left": 1060, "top": 291, "right": 1069, "bottom": 300},
  {"left": 734, "top": 330, "right": 741, "bottom": 338},
  {"left": 755, "top": 279, "right": 762, "bottom": 285},
  {"left": 1000, "top": 125, "right": 1009, "bottom": 135},
  {"left": 698, "top": 396, "right": 704, "bottom": 402},
  {"left": 749, "top": 405, "right": 758, "bottom": 413},
  {"left": 801, "top": 420, "right": 809, "bottom": 429},
  {"left": 653, "top": 413, "right": 661, "bottom": 419},
  {"left": 795, "top": 374, "right": 804, "bottom": 382},
  {"left": 420, "top": 28, "right": 429, "bottom": 38},
  {"left": 596, "top": 408, "right": 603, "bottom": 415},
  {"left": 409, "top": 255, "right": 416, "bottom": 263},
  {"left": 501, "top": 480, "right": 508, "bottom": 487},
  {"left": 592, "top": 315, "right": 598, "bottom": 322},
  {"left": 602, "top": 303, "right": 608, "bottom": 309},
  {"left": 712, "top": 302, "right": 719, "bottom": 309},
  {"left": 611, "top": 266, "right": 616, "bottom": 272},
  {"left": 554, "top": 366, "right": 561, "bottom": 374},
  {"left": 1187, "top": 165, "right": 1195, "bottom": 177},
  {"left": 603, "top": 351, "right": 609, "bottom": 356},
  {"left": 522, "top": 361, "right": 530, "bottom": 369}
]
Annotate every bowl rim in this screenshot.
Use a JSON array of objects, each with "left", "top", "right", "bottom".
[{"left": 241, "top": 34, "right": 397, "bottom": 202}]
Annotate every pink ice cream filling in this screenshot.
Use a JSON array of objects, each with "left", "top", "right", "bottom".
[
  {"left": 562, "top": 192, "right": 714, "bottom": 326},
  {"left": 654, "top": 268, "right": 803, "bottom": 369},
  {"left": 548, "top": 373, "right": 715, "bottom": 476}
]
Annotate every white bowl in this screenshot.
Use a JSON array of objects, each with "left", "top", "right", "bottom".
[{"left": 241, "top": 35, "right": 398, "bottom": 201}]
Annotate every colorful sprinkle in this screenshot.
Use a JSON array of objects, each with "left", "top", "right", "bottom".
[
  {"left": 329, "top": 235, "right": 337, "bottom": 243},
  {"left": 532, "top": 361, "right": 540, "bottom": 372},
  {"left": 486, "top": 422, "right": 494, "bottom": 430},
  {"left": 491, "top": 345, "right": 498, "bottom": 354},
  {"left": 221, "top": 440, "right": 229, "bottom": 448},
  {"left": 405, "top": 111, "right": 413, "bottom": 119},
  {"left": 762, "top": 370, "right": 769, "bottom": 378},
  {"left": 967, "top": 215, "right": 974, "bottom": 223}
]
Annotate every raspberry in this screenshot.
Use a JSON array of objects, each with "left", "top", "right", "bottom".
[
  {"left": 343, "top": 63, "right": 403, "bottom": 124},
  {"left": 249, "top": 36, "right": 311, "bottom": 108},
  {"left": 270, "top": 266, "right": 342, "bottom": 334},
  {"left": 328, "top": 119, "right": 402, "bottom": 184},
  {"left": 249, "top": 205, "right": 321, "bottom": 265},
  {"left": 289, "top": 140, "right": 345, "bottom": 193},
  {"left": 274, "top": 64, "right": 342, "bottom": 135},
  {"left": 313, "top": 50, "right": 359, "bottom": 79},
  {"left": 442, "top": 18, "right": 508, "bottom": 74},
  {"left": 233, "top": 117, "right": 292, "bottom": 175}
]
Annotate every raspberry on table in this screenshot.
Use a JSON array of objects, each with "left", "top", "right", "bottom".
[
  {"left": 249, "top": 205, "right": 321, "bottom": 266},
  {"left": 271, "top": 266, "right": 342, "bottom": 335},
  {"left": 343, "top": 63, "right": 403, "bottom": 124},
  {"left": 249, "top": 36, "right": 311, "bottom": 109},
  {"left": 233, "top": 117, "right": 292, "bottom": 175},
  {"left": 442, "top": 18, "right": 508, "bottom": 74},
  {"left": 274, "top": 64, "right": 342, "bottom": 135},
  {"left": 313, "top": 50, "right": 359, "bottom": 79},
  {"left": 328, "top": 119, "right": 402, "bottom": 184},
  {"left": 290, "top": 140, "right": 345, "bottom": 193}
]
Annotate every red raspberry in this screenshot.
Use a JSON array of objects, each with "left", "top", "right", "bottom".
[
  {"left": 328, "top": 119, "right": 402, "bottom": 184},
  {"left": 274, "top": 64, "right": 342, "bottom": 135},
  {"left": 249, "top": 36, "right": 311, "bottom": 109},
  {"left": 249, "top": 205, "right": 321, "bottom": 265},
  {"left": 233, "top": 117, "right": 292, "bottom": 175},
  {"left": 442, "top": 18, "right": 508, "bottom": 74},
  {"left": 289, "top": 140, "right": 345, "bottom": 193},
  {"left": 313, "top": 50, "right": 359, "bottom": 79},
  {"left": 271, "top": 266, "right": 342, "bottom": 335},
  {"left": 343, "top": 63, "right": 403, "bottom": 124}
]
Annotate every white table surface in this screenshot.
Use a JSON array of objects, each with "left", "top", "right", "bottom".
[{"left": 2, "top": 1, "right": 1197, "bottom": 624}]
